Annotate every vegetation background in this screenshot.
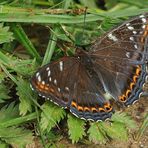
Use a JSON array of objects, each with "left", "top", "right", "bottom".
[{"left": 0, "top": 0, "right": 147, "bottom": 147}]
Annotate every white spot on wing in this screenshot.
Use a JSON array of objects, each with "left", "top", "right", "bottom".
[
  {"left": 46, "top": 67, "right": 50, "bottom": 71},
  {"left": 54, "top": 79, "right": 57, "bottom": 85},
  {"left": 58, "top": 88, "right": 61, "bottom": 92},
  {"left": 130, "top": 37, "right": 134, "bottom": 41},
  {"left": 36, "top": 72, "right": 40, "bottom": 78},
  {"left": 126, "top": 52, "right": 130, "bottom": 58},
  {"left": 133, "top": 31, "right": 137, "bottom": 34},
  {"left": 134, "top": 44, "right": 138, "bottom": 49},
  {"left": 126, "top": 23, "right": 130, "bottom": 26},
  {"left": 37, "top": 75, "right": 41, "bottom": 82},
  {"left": 65, "top": 87, "right": 70, "bottom": 91},
  {"left": 127, "top": 26, "right": 134, "bottom": 30},
  {"left": 108, "top": 33, "right": 118, "bottom": 42},
  {"left": 141, "top": 18, "right": 146, "bottom": 23},
  {"left": 48, "top": 70, "right": 51, "bottom": 76},
  {"left": 42, "top": 81, "right": 45, "bottom": 85},
  {"left": 142, "top": 25, "right": 146, "bottom": 29},
  {"left": 49, "top": 77, "right": 52, "bottom": 82},
  {"left": 139, "top": 15, "right": 145, "bottom": 18},
  {"left": 59, "top": 61, "right": 63, "bottom": 71}
]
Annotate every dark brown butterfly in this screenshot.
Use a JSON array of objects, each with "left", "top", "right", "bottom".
[{"left": 31, "top": 13, "right": 148, "bottom": 121}]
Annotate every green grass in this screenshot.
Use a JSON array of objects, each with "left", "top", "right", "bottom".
[{"left": 0, "top": 0, "right": 147, "bottom": 147}]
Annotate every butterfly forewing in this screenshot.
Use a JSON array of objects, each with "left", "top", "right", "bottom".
[{"left": 31, "top": 56, "right": 114, "bottom": 121}]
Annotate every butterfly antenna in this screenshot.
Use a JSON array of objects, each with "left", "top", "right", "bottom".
[{"left": 81, "top": 7, "right": 87, "bottom": 44}]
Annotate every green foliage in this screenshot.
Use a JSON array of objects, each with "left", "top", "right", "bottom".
[
  {"left": 88, "top": 113, "right": 135, "bottom": 143},
  {"left": 0, "top": 83, "right": 10, "bottom": 103},
  {"left": 11, "top": 59, "right": 38, "bottom": 76},
  {"left": 0, "top": 126, "right": 33, "bottom": 147},
  {"left": 40, "top": 101, "right": 66, "bottom": 132},
  {"left": 102, "top": 122, "right": 128, "bottom": 140},
  {"left": 88, "top": 122, "right": 106, "bottom": 144},
  {"left": 0, "top": 71, "right": 6, "bottom": 83},
  {"left": 0, "top": 140, "right": 8, "bottom": 148},
  {"left": 88, "top": 112, "right": 137, "bottom": 143},
  {"left": 111, "top": 112, "right": 137, "bottom": 129},
  {"left": 67, "top": 114, "right": 85, "bottom": 143},
  {"left": 0, "top": 102, "right": 34, "bottom": 147},
  {"left": 16, "top": 78, "right": 33, "bottom": 115},
  {"left": 0, "top": 23, "right": 14, "bottom": 44},
  {"left": 0, "top": 102, "right": 19, "bottom": 123}
]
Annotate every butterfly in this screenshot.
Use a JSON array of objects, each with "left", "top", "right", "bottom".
[{"left": 31, "top": 13, "right": 148, "bottom": 121}]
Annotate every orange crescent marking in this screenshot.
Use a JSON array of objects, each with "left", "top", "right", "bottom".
[
  {"left": 130, "top": 82, "right": 135, "bottom": 90},
  {"left": 104, "top": 103, "right": 112, "bottom": 112},
  {"left": 77, "top": 105, "right": 83, "bottom": 111},
  {"left": 119, "top": 95, "right": 126, "bottom": 102},
  {"left": 44, "top": 86, "right": 49, "bottom": 91},
  {"left": 36, "top": 82, "right": 44, "bottom": 89},
  {"left": 125, "top": 89, "right": 131, "bottom": 97},
  {"left": 71, "top": 101, "right": 77, "bottom": 108},
  {"left": 50, "top": 88, "right": 54, "bottom": 93},
  {"left": 91, "top": 107, "right": 98, "bottom": 112},
  {"left": 136, "top": 66, "right": 141, "bottom": 76},
  {"left": 126, "top": 89, "right": 131, "bottom": 97},
  {"left": 84, "top": 107, "right": 90, "bottom": 111},
  {"left": 133, "top": 75, "right": 138, "bottom": 82},
  {"left": 98, "top": 107, "right": 105, "bottom": 112}
]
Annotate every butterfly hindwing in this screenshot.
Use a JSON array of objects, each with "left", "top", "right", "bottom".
[{"left": 89, "top": 13, "right": 148, "bottom": 105}]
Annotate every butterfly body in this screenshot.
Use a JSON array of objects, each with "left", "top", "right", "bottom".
[{"left": 31, "top": 13, "right": 148, "bottom": 121}]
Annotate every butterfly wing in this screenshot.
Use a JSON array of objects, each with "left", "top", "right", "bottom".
[
  {"left": 31, "top": 56, "right": 114, "bottom": 121},
  {"left": 89, "top": 13, "right": 148, "bottom": 106}
]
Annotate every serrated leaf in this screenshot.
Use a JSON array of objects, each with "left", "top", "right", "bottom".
[
  {"left": 40, "top": 102, "right": 66, "bottom": 132},
  {"left": 0, "top": 83, "right": 10, "bottom": 103},
  {"left": 0, "top": 102, "right": 19, "bottom": 123},
  {"left": 13, "top": 59, "right": 38, "bottom": 76},
  {"left": 16, "top": 78, "right": 33, "bottom": 115},
  {"left": 102, "top": 122, "right": 128, "bottom": 141},
  {"left": 88, "top": 122, "right": 106, "bottom": 144},
  {"left": 112, "top": 112, "right": 137, "bottom": 129},
  {"left": 0, "top": 127, "right": 33, "bottom": 147},
  {"left": 0, "top": 23, "right": 14, "bottom": 44},
  {"left": 67, "top": 114, "right": 85, "bottom": 143}
]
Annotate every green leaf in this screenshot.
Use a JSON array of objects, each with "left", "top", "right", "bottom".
[
  {"left": 0, "top": 126, "right": 33, "bottom": 147},
  {"left": 111, "top": 112, "right": 137, "bottom": 129},
  {"left": 79, "top": 0, "right": 98, "bottom": 8},
  {"left": 40, "top": 102, "right": 66, "bottom": 132},
  {"left": 0, "top": 102, "right": 19, "bottom": 123},
  {"left": 103, "top": 122, "right": 128, "bottom": 140},
  {"left": 0, "top": 83, "right": 10, "bottom": 103},
  {"left": 0, "top": 140, "right": 8, "bottom": 148},
  {"left": 0, "top": 71, "right": 6, "bottom": 83},
  {"left": 16, "top": 78, "right": 33, "bottom": 115},
  {"left": 0, "top": 23, "right": 14, "bottom": 44},
  {"left": 67, "top": 114, "right": 85, "bottom": 143},
  {"left": 88, "top": 122, "right": 106, "bottom": 144},
  {"left": 12, "top": 59, "right": 38, "bottom": 76}
]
